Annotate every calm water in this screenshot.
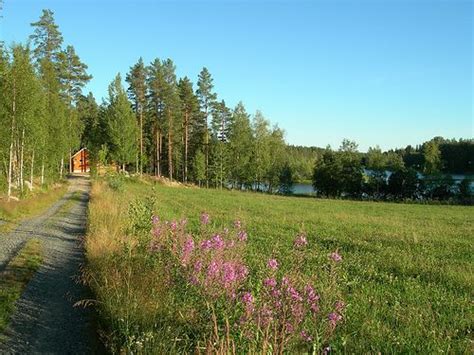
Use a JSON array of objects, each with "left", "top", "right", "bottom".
[{"left": 290, "top": 173, "right": 473, "bottom": 196}]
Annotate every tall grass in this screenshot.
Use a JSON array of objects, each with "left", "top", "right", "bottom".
[
  {"left": 85, "top": 178, "right": 473, "bottom": 353},
  {"left": 0, "top": 184, "right": 68, "bottom": 231}
]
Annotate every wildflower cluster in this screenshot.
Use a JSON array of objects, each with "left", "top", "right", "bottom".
[
  {"left": 149, "top": 213, "right": 249, "bottom": 300},
  {"left": 147, "top": 213, "right": 344, "bottom": 352}
]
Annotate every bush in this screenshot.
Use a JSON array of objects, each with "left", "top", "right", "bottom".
[{"left": 106, "top": 173, "right": 125, "bottom": 192}]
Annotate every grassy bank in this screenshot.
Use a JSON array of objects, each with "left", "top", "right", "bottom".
[
  {"left": 0, "top": 184, "right": 68, "bottom": 232},
  {"left": 0, "top": 239, "right": 43, "bottom": 333},
  {"left": 85, "top": 177, "right": 473, "bottom": 353}
]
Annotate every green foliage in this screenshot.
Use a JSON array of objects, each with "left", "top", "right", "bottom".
[
  {"left": 279, "top": 163, "right": 294, "bottom": 195},
  {"left": 313, "top": 142, "right": 363, "bottom": 198},
  {"left": 193, "top": 149, "right": 206, "bottom": 186},
  {"left": 423, "top": 139, "right": 442, "bottom": 174},
  {"left": 106, "top": 74, "right": 138, "bottom": 168},
  {"left": 127, "top": 195, "right": 154, "bottom": 238},
  {"left": 106, "top": 173, "right": 125, "bottom": 192},
  {"left": 387, "top": 168, "right": 420, "bottom": 199}
]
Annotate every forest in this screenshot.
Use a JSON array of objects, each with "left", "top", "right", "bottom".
[{"left": 0, "top": 9, "right": 472, "bottom": 202}]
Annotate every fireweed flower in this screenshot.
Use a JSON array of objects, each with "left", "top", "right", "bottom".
[
  {"left": 242, "top": 292, "right": 253, "bottom": 305},
  {"left": 211, "top": 234, "right": 225, "bottom": 249},
  {"left": 242, "top": 292, "right": 254, "bottom": 313},
  {"left": 285, "top": 322, "right": 294, "bottom": 334},
  {"left": 207, "top": 260, "right": 219, "bottom": 278},
  {"left": 151, "top": 215, "right": 159, "bottom": 225},
  {"left": 330, "top": 251, "right": 342, "bottom": 262},
  {"left": 294, "top": 234, "right": 308, "bottom": 248},
  {"left": 181, "top": 236, "right": 195, "bottom": 265},
  {"left": 200, "top": 239, "right": 212, "bottom": 250},
  {"left": 170, "top": 220, "right": 178, "bottom": 231},
  {"left": 234, "top": 220, "right": 242, "bottom": 229},
  {"left": 237, "top": 230, "right": 247, "bottom": 242},
  {"left": 267, "top": 258, "right": 278, "bottom": 270},
  {"left": 200, "top": 212, "right": 210, "bottom": 225},
  {"left": 194, "top": 260, "right": 203, "bottom": 273},
  {"left": 300, "top": 330, "right": 312, "bottom": 342},
  {"left": 335, "top": 300, "right": 345, "bottom": 312},
  {"left": 328, "top": 312, "right": 342, "bottom": 328},
  {"left": 263, "top": 277, "right": 277, "bottom": 288}
]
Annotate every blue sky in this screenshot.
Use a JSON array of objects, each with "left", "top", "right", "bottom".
[{"left": 1, "top": 0, "right": 472, "bottom": 151}]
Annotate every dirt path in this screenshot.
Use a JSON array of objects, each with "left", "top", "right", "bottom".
[{"left": 0, "top": 174, "right": 100, "bottom": 353}]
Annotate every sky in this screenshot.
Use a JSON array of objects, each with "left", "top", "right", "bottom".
[{"left": 1, "top": 0, "right": 472, "bottom": 151}]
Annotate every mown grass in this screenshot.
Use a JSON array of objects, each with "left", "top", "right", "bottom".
[
  {"left": 86, "top": 178, "right": 473, "bottom": 353},
  {"left": 0, "top": 239, "right": 43, "bottom": 333},
  {"left": 0, "top": 184, "right": 68, "bottom": 232}
]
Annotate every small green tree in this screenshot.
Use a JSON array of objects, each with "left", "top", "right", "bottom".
[
  {"left": 279, "top": 164, "right": 294, "bottom": 195},
  {"left": 193, "top": 149, "right": 206, "bottom": 187},
  {"left": 106, "top": 74, "right": 138, "bottom": 171}
]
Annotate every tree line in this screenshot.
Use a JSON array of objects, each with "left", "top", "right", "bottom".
[
  {"left": 0, "top": 9, "right": 90, "bottom": 199},
  {"left": 1, "top": 8, "right": 472, "bottom": 203},
  {"left": 312, "top": 138, "right": 473, "bottom": 203}
]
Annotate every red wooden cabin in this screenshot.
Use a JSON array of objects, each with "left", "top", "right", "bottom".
[{"left": 71, "top": 148, "right": 90, "bottom": 173}]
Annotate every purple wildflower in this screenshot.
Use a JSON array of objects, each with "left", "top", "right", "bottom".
[
  {"left": 300, "top": 330, "right": 312, "bottom": 342},
  {"left": 335, "top": 300, "right": 346, "bottom": 312},
  {"left": 294, "top": 233, "right": 308, "bottom": 248},
  {"left": 330, "top": 251, "right": 342, "bottom": 262},
  {"left": 263, "top": 277, "right": 277, "bottom": 288},
  {"left": 234, "top": 220, "right": 242, "bottom": 229},
  {"left": 194, "top": 260, "right": 203, "bottom": 273},
  {"left": 200, "top": 212, "right": 210, "bottom": 225},
  {"left": 151, "top": 215, "right": 159, "bottom": 225},
  {"left": 170, "top": 220, "right": 178, "bottom": 231},
  {"left": 267, "top": 258, "right": 278, "bottom": 270},
  {"left": 237, "top": 230, "right": 248, "bottom": 242},
  {"left": 211, "top": 234, "right": 225, "bottom": 249},
  {"left": 200, "top": 239, "right": 212, "bottom": 250},
  {"left": 328, "top": 312, "right": 342, "bottom": 328},
  {"left": 207, "top": 260, "right": 219, "bottom": 278}
]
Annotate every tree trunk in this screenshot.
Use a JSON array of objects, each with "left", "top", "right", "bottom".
[
  {"left": 168, "top": 111, "right": 173, "bottom": 181},
  {"left": 184, "top": 111, "right": 189, "bottom": 183},
  {"left": 155, "top": 126, "right": 161, "bottom": 177},
  {"left": 30, "top": 149, "right": 35, "bottom": 190},
  {"left": 19, "top": 128, "right": 25, "bottom": 193},
  {"left": 140, "top": 109, "right": 143, "bottom": 176},
  {"left": 205, "top": 105, "right": 209, "bottom": 188},
  {"left": 41, "top": 158, "right": 45, "bottom": 186},
  {"left": 7, "top": 78, "right": 16, "bottom": 201},
  {"left": 60, "top": 158, "right": 64, "bottom": 179}
]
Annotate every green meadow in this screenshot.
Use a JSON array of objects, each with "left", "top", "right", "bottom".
[{"left": 87, "top": 178, "right": 473, "bottom": 353}]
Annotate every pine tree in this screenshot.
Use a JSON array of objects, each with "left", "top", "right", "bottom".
[
  {"left": 228, "top": 102, "right": 253, "bottom": 188},
  {"left": 210, "top": 100, "right": 232, "bottom": 188},
  {"left": 162, "top": 60, "right": 181, "bottom": 180},
  {"left": 57, "top": 45, "right": 91, "bottom": 172},
  {"left": 126, "top": 57, "right": 147, "bottom": 175},
  {"left": 196, "top": 67, "right": 217, "bottom": 187},
  {"left": 147, "top": 58, "right": 166, "bottom": 176},
  {"left": 30, "top": 9, "right": 69, "bottom": 181},
  {"left": 106, "top": 74, "right": 138, "bottom": 171},
  {"left": 178, "top": 76, "right": 198, "bottom": 183}
]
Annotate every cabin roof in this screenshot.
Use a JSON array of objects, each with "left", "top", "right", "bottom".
[{"left": 71, "top": 148, "right": 87, "bottom": 158}]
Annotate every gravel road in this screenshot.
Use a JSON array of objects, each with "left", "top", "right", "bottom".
[{"left": 0, "top": 174, "right": 102, "bottom": 354}]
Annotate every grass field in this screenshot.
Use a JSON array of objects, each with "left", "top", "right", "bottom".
[{"left": 86, "top": 177, "right": 473, "bottom": 353}]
